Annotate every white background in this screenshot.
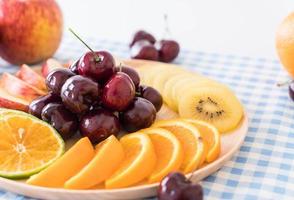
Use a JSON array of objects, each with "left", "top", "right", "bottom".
[{"left": 57, "top": 0, "right": 294, "bottom": 59}]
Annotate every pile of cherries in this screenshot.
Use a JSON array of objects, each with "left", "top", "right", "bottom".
[
  {"left": 29, "top": 50, "right": 163, "bottom": 143},
  {"left": 158, "top": 172, "right": 203, "bottom": 200},
  {"left": 130, "top": 30, "right": 180, "bottom": 63}
]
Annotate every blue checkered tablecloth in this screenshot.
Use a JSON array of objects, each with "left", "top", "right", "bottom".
[{"left": 0, "top": 35, "right": 293, "bottom": 200}]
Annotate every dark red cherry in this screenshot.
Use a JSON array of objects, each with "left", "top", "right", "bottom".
[
  {"left": 158, "top": 172, "right": 203, "bottom": 200},
  {"left": 131, "top": 40, "right": 159, "bottom": 61},
  {"left": 115, "top": 66, "right": 140, "bottom": 88},
  {"left": 79, "top": 108, "right": 120, "bottom": 144},
  {"left": 102, "top": 72, "right": 135, "bottom": 111},
  {"left": 157, "top": 40, "right": 180, "bottom": 62},
  {"left": 77, "top": 51, "right": 115, "bottom": 83},
  {"left": 28, "top": 92, "right": 61, "bottom": 119},
  {"left": 41, "top": 103, "right": 78, "bottom": 140},
  {"left": 61, "top": 75, "right": 100, "bottom": 114},
  {"left": 69, "top": 59, "right": 79, "bottom": 74},
  {"left": 289, "top": 82, "right": 294, "bottom": 101},
  {"left": 130, "top": 30, "right": 156, "bottom": 47},
  {"left": 139, "top": 85, "right": 163, "bottom": 111},
  {"left": 46, "top": 68, "right": 75, "bottom": 95},
  {"left": 120, "top": 97, "right": 156, "bottom": 132}
]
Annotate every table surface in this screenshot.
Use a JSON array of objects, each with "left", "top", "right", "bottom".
[
  {"left": 1, "top": 1, "right": 294, "bottom": 199},
  {"left": 0, "top": 34, "right": 294, "bottom": 200}
]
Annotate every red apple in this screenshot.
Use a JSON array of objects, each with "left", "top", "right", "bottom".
[
  {"left": 41, "top": 58, "right": 64, "bottom": 77},
  {"left": 0, "top": 88, "right": 29, "bottom": 112},
  {"left": 0, "top": 73, "right": 45, "bottom": 102},
  {"left": 0, "top": 0, "right": 63, "bottom": 65},
  {"left": 16, "top": 64, "right": 47, "bottom": 91}
]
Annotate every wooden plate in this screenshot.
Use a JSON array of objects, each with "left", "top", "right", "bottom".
[{"left": 0, "top": 59, "right": 249, "bottom": 200}]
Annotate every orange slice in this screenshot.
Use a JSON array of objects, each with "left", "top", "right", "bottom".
[
  {"left": 0, "top": 111, "right": 64, "bottom": 179},
  {"left": 184, "top": 119, "right": 220, "bottom": 163},
  {"left": 27, "top": 137, "right": 94, "bottom": 188},
  {"left": 141, "top": 128, "right": 183, "bottom": 183},
  {"left": 105, "top": 132, "right": 156, "bottom": 189},
  {"left": 64, "top": 135, "right": 124, "bottom": 189},
  {"left": 153, "top": 120, "right": 205, "bottom": 173}
]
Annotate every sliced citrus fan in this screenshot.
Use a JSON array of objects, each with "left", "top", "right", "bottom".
[
  {"left": 141, "top": 128, "right": 183, "bottom": 183},
  {"left": 27, "top": 137, "right": 94, "bottom": 188},
  {"left": 105, "top": 132, "right": 156, "bottom": 189},
  {"left": 184, "top": 119, "right": 220, "bottom": 163},
  {"left": 65, "top": 135, "right": 124, "bottom": 189},
  {"left": 152, "top": 120, "right": 205, "bottom": 173},
  {"left": 0, "top": 109, "right": 64, "bottom": 179}
]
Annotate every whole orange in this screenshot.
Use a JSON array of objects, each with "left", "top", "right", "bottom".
[{"left": 276, "top": 12, "right": 294, "bottom": 77}]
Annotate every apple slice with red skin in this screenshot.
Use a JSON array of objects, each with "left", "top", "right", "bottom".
[
  {"left": 0, "top": 88, "right": 29, "bottom": 112},
  {"left": 42, "top": 58, "right": 65, "bottom": 77},
  {"left": 16, "top": 64, "right": 47, "bottom": 91},
  {"left": 0, "top": 73, "right": 45, "bottom": 102}
]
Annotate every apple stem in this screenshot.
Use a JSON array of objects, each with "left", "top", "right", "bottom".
[
  {"left": 68, "top": 28, "right": 101, "bottom": 62},
  {"left": 277, "top": 79, "right": 294, "bottom": 87},
  {"left": 119, "top": 63, "right": 122, "bottom": 72}
]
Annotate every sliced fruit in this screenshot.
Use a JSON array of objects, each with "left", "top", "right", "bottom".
[
  {"left": 105, "top": 132, "right": 156, "bottom": 189},
  {"left": 64, "top": 135, "right": 124, "bottom": 189},
  {"left": 178, "top": 86, "right": 243, "bottom": 133},
  {"left": 0, "top": 73, "right": 45, "bottom": 102},
  {"left": 42, "top": 58, "right": 64, "bottom": 77},
  {"left": 184, "top": 119, "right": 220, "bottom": 163},
  {"left": 27, "top": 137, "right": 94, "bottom": 188},
  {"left": 141, "top": 128, "right": 183, "bottom": 183},
  {"left": 0, "top": 88, "right": 29, "bottom": 112},
  {"left": 152, "top": 120, "right": 205, "bottom": 173},
  {"left": 16, "top": 64, "right": 47, "bottom": 91},
  {"left": 0, "top": 111, "right": 64, "bottom": 179},
  {"left": 162, "top": 74, "right": 195, "bottom": 110},
  {"left": 151, "top": 67, "right": 187, "bottom": 94}
]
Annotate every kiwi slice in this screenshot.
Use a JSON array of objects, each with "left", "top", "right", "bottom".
[{"left": 178, "top": 86, "right": 243, "bottom": 133}]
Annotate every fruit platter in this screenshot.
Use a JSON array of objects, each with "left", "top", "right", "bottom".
[{"left": 0, "top": 29, "right": 248, "bottom": 200}]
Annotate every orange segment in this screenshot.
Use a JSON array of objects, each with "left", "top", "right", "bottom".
[
  {"left": 185, "top": 119, "right": 221, "bottom": 163},
  {"left": 64, "top": 135, "right": 124, "bottom": 189},
  {"left": 27, "top": 137, "right": 94, "bottom": 188},
  {"left": 153, "top": 120, "right": 205, "bottom": 173},
  {"left": 105, "top": 132, "right": 156, "bottom": 189},
  {"left": 0, "top": 113, "right": 64, "bottom": 179},
  {"left": 141, "top": 128, "right": 183, "bottom": 183}
]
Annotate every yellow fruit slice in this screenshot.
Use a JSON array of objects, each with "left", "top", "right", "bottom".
[
  {"left": 64, "top": 135, "right": 124, "bottom": 189},
  {"left": 152, "top": 120, "right": 205, "bottom": 173},
  {"left": 141, "top": 128, "right": 183, "bottom": 183},
  {"left": 0, "top": 111, "right": 64, "bottom": 179},
  {"left": 27, "top": 137, "right": 94, "bottom": 188},
  {"left": 105, "top": 132, "right": 156, "bottom": 189},
  {"left": 184, "top": 119, "right": 221, "bottom": 163},
  {"left": 162, "top": 74, "right": 195, "bottom": 111},
  {"left": 152, "top": 67, "right": 186, "bottom": 94},
  {"left": 178, "top": 86, "right": 243, "bottom": 133},
  {"left": 174, "top": 79, "right": 220, "bottom": 108}
]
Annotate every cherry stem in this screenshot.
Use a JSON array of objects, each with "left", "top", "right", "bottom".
[
  {"left": 68, "top": 28, "right": 101, "bottom": 62},
  {"left": 277, "top": 79, "right": 294, "bottom": 87},
  {"left": 163, "top": 14, "right": 171, "bottom": 38}
]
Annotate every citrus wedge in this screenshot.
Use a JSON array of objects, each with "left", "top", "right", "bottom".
[
  {"left": 105, "top": 132, "right": 156, "bottom": 189},
  {"left": 0, "top": 110, "right": 64, "bottom": 179},
  {"left": 184, "top": 119, "right": 221, "bottom": 163},
  {"left": 64, "top": 135, "right": 124, "bottom": 189},
  {"left": 27, "top": 137, "right": 94, "bottom": 188},
  {"left": 152, "top": 120, "right": 205, "bottom": 173},
  {"left": 141, "top": 128, "right": 183, "bottom": 183}
]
